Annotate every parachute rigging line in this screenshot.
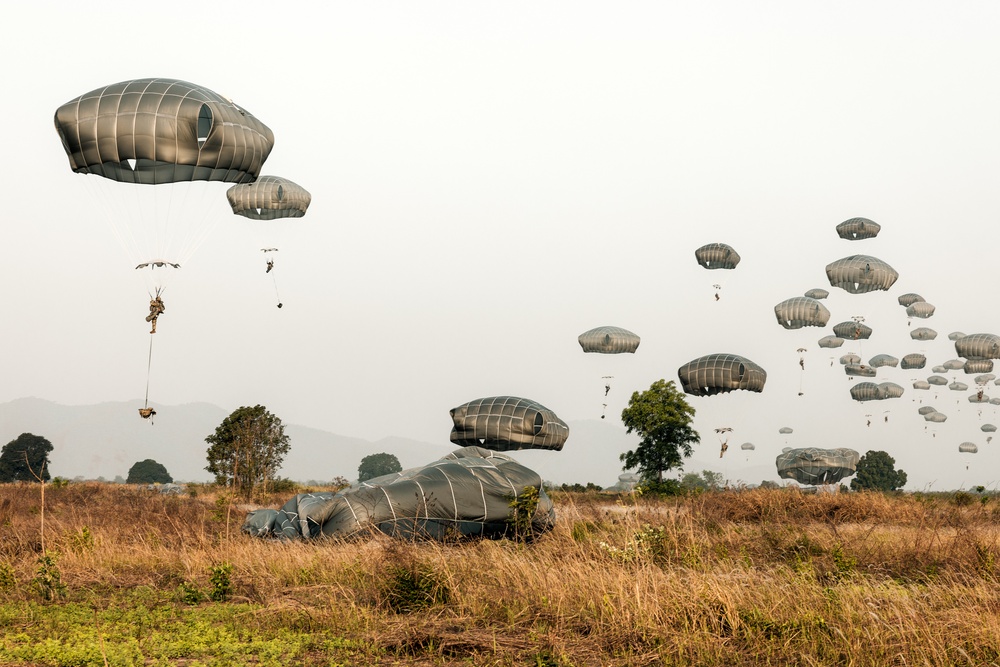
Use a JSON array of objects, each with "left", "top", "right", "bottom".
[{"left": 144, "top": 333, "right": 154, "bottom": 409}]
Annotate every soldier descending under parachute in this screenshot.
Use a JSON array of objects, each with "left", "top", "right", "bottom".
[{"left": 715, "top": 427, "right": 733, "bottom": 458}]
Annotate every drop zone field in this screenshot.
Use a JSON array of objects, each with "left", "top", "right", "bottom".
[{"left": 1, "top": 483, "right": 999, "bottom": 666}]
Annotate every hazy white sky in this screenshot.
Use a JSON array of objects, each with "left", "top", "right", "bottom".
[{"left": 4, "top": 1, "right": 1000, "bottom": 490}]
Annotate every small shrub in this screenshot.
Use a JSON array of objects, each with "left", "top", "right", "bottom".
[
  {"left": 67, "top": 526, "right": 95, "bottom": 554},
  {"left": 49, "top": 477, "right": 69, "bottom": 489},
  {"left": 32, "top": 552, "right": 66, "bottom": 601},
  {"left": 954, "top": 491, "right": 975, "bottom": 506},
  {"left": 208, "top": 562, "right": 233, "bottom": 602},
  {"left": 0, "top": 562, "right": 15, "bottom": 591},
  {"left": 507, "top": 486, "right": 541, "bottom": 541},
  {"left": 383, "top": 563, "right": 449, "bottom": 613},
  {"left": 177, "top": 581, "right": 204, "bottom": 605}
]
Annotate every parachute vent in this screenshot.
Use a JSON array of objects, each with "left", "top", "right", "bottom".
[
  {"left": 122, "top": 158, "right": 136, "bottom": 171},
  {"left": 276, "top": 185, "right": 284, "bottom": 201},
  {"left": 197, "top": 104, "right": 213, "bottom": 148}
]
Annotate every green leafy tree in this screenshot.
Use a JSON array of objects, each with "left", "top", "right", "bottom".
[
  {"left": 0, "top": 433, "right": 53, "bottom": 482},
  {"left": 850, "top": 450, "right": 907, "bottom": 492},
  {"left": 680, "top": 470, "right": 725, "bottom": 492},
  {"left": 205, "top": 405, "right": 290, "bottom": 498},
  {"left": 620, "top": 379, "right": 700, "bottom": 482},
  {"left": 126, "top": 459, "right": 173, "bottom": 484},
  {"left": 358, "top": 452, "right": 403, "bottom": 482}
]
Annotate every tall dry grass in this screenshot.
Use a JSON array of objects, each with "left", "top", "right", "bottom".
[{"left": 2, "top": 483, "right": 1000, "bottom": 665}]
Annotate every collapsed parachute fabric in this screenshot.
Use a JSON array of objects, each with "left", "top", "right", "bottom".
[
  {"left": 776, "top": 447, "right": 860, "bottom": 485},
  {"left": 774, "top": 297, "right": 830, "bottom": 329},
  {"left": 694, "top": 243, "right": 740, "bottom": 270},
  {"left": 825, "top": 255, "right": 898, "bottom": 294},
  {"left": 55, "top": 78, "right": 273, "bottom": 184},
  {"left": 677, "top": 353, "right": 767, "bottom": 396},
  {"left": 578, "top": 326, "right": 641, "bottom": 354},
  {"left": 243, "top": 446, "right": 554, "bottom": 540},
  {"left": 449, "top": 396, "right": 569, "bottom": 451},
  {"left": 226, "top": 175, "right": 311, "bottom": 220},
  {"left": 836, "top": 218, "right": 881, "bottom": 240}
]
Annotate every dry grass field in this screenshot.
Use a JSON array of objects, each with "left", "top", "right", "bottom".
[{"left": 1, "top": 482, "right": 1000, "bottom": 665}]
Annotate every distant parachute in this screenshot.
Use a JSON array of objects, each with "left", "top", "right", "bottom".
[
  {"left": 932, "top": 365, "right": 948, "bottom": 373},
  {"left": 818, "top": 336, "right": 845, "bottom": 349},
  {"left": 924, "top": 412, "right": 947, "bottom": 423},
  {"left": 949, "top": 332, "right": 967, "bottom": 341},
  {"left": 943, "top": 359, "right": 966, "bottom": 370},
  {"left": 898, "top": 293, "right": 925, "bottom": 307},
  {"left": 840, "top": 353, "right": 861, "bottom": 365},
  {"left": 964, "top": 359, "right": 994, "bottom": 374},
  {"left": 832, "top": 321, "right": 873, "bottom": 340},
  {"left": 845, "top": 364, "right": 876, "bottom": 377},
  {"left": 227, "top": 176, "right": 311, "bottom": 220},
  {"left": 804, "top": 288, "right": 829, "bottom": 300},
  {"left": 959, "top": 442, "right": 979, "bottom": 454},
  {"left": 836, "top": 218, "right": 881, "bottom": 240},
  {"left": 917, "top": 406, "right": 938, "bottom": 415},
  {"left": 912, "top": 380, "right": 931, "bottom": 390},
  {"left": 901, "top": 354, "right": 927, "bottom": 370},
  {"left": 826, "top": 255, "right": 898, "bottom": 294},
  {"left": 677, "top": 354, "right": 767, "bottom": 396},
  {"left": 955, "top": 333, "right": 1000, "bottom": 360},
  {"left": 449, "top": 397, "right": 569, "bottom": 452},
  {"left": 578, "top": 326, "right": 641, "bottom": 354},
  {"left": 906, "top": 302, "right": 936, "bottom": 319},
  {"left": 869, "top": 354, "right": 899, "bottom": 369},
  {"left": 927, "top": 375, "right": 948, "bottom": 386},
  {"left": 949, "top": 382, "right": 969, "bottom": 392},
  {"left": 911, "top": 327, "right": 938, "bottom": 341},
  {"left": 851, "top": 382, "right": 904, "bottom": 401},
  {"left": 776, "top": 447, "right": 860, "bottom": 485},
  {"left": 983, "top": 424, "right": 997, "bottom": 433},
  {"left": 779, "top": 427, "right": 794, "bottom": 434},
  {"left": 741, "top": 442, "right": 756, "bottom": 451},
  {"left": 695, "top": 243, "right": 741, "bottom": 270},
  {"left": 774, "top": 297, "right": 830, "bottom": 329},
  {"left": 969, "top": 393, "right": 990, "bottom": 403}
]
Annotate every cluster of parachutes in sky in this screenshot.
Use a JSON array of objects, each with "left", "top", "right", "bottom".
[
  {"left": 53, "top": 78, "right": 312, "bottom": 415},
  {"left": 578, "top": 218, "right": 1000, "bottom": 485}
]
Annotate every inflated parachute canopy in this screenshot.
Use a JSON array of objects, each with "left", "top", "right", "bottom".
[
  {"left": 912, "top": 380, "right": 931, "bottom": 390},
  {"left": 54, "top": 78, "right": 274, "bottom": 184},
  {"left": 927, "top": 375, "right": 948, "bottom": 386},
  {"left": 911, "top": 327, "right": 937, "bottom": 341},
  {"left": 741, "top": 442, "right": 755, "bottom": 451},
  {"left": 969, "top": 393, "right": 991, "bottom": 403},
  {"left": 964, "top": 358, "right": 995, "bottom": 374},
  {"left": 879, "top": 382, "right": 904, "bottom": 399},
  {"left": 932, "top": 365, "right": 948, "bottom": 373},
  {"left": 983, "top": 424, "right": 998, "bottom": 433},
  {"left": 694, "top": 243, "right": 740, "bottom": 270},
  {"left": 779, "top": 427, "right": 794, "bottom": 434},
  {"left": 449, "top": 396, "right": 569, "bottom": 451},
  {"left": 949, "top": 332, "right": 967, "bottom": 341},
  {"left": 869, "top": 354, "right": 898, "bottom": 368},
  {"left": 677, "top": 353, "right": 767, "bottom": 396},
  {"left": 774, "top": 297, "right": 830, "bottom": 329},
  {"left": 845, "top": 364, "right": 876, "bottom": 378},
  {"left": 906, "top": 302, "right": 936, "bottom": 319},
  {"left": 818, "top": 335, "right": 845, "bottom": 349},
  {"left": 776, "top": 447, "right": 860, "bottom": 486},
  {"left": 901, "top": 354, "right": 927, "bottom": 370},
  {"left": 955, "top": 333, "right": 1000, "bottom": 360},
  {"left": 825, "top": 255, "right": 899, "bottom": 294},
  {"left": 917, "top": 406, "right": 938, "bottom": 415},
  {"left": 243, "top": 446, "right": 554, "bottom": 540},
  {"left": 959, "top": 443, "right": 979, "bottom": 454},
  {"left": 840, "top": 353, "right": 861, "bottom": 365},
  {"left": 976, "top": 374, "right": 997, "bottom": 385},
  {"left": 850, "top": 382, "right": 903, "bottom": 401},
  {"left": 943, "top": 359, "right": 966, "bottom": 370},
  {"left": 577, "top": 326, "right": 641, "bottom": 354},
  {"left": 836, "top": 217, "right": 881, "bottom": 240},
  {"left": 898, "top": 293, "right": 925, "bottom": 307},
  {"left": 925, "top": 411, "right": 947, "bottom": 422},
  {"left": 949, "top": 381, "right": 968, "bottom": 391},
  {"left": 832, "top": 321, "right": 873, "bottom": 340},
  {"left": 227, "top": 175, "right": 311, "bottom": 220},
  {"left": 804, "top": 288, "right": 829, "bottom": 300}
]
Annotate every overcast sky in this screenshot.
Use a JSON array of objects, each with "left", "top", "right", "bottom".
[{"left": 4, "top": 1, "right": 1000, "bottom": 490}]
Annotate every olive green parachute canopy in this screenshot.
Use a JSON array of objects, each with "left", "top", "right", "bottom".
[
  {"left": 901, "top": 354, "right": 927, "bottom": 370},
  {"left": 976, "top": 374, "right": 996, "bottom": 384},
  {"left": 925, "top": 411, "right": 947, "bottom": 422},
  {"left": 832, "top": 321, "right": 873, "bottom": 340},
  {"left": 932, "top": 365, "right": 947, "bottom": 373},
  {"left": 54, "top": 78, "right": 274, "bottom": 184},
  {"left": 676, "top": 353, "right": 767, "bottom": 396},
  {"left": 869, "top": 354, "right": 898, "bottom": 368},
  {"left": 836, "top": 217, "right": 881, "bottom": 240},
  {"left": 964, "top": 358, "right": 995, "bottom": 373},
  {"left": 845, "top": 364, "right": 876, "bottom": 377},
  {"left": 906, "top": 302, "right": 935, "bottom": 319},
  {"left": 949, "top": 381, "right": 968, "bottom": 391},
  {"left": 840, "top": 353, "right": 861, "bottom": 365},
  {"left": 983, "top": 424, "right": 997, "bottom": 432},
  {"left": 879, "top": 382, "right": 904, "bottom": 399},
  {"left": 776, "top": 447, "right": 860, "bottom": 485},
  {"left": 850, "top": 382, "right": 904, "bottom": 401},
  {"left": 226, "top": 175, "right": 311, "bottom": 220},
  {"left": 993, "top": 398, "right": 1000, "bottom": 405},
  {"left": 818, "top": 335, "right": 845, "bottom": 349},
  {"left": 955, "top": 333, "right": 1000, "bottom": 360},
  {"left": 694, "top": 243, "right": 740, "bottom": 270},
  {"left": 825, "top": 255, "right": 898, "bottom": 294},
  {"left": 949, "top": 332, "right": 967, "bottom": 341},
  {"left": 779, "top": 427, "right": 793, "bottom": 434},
  {"left": 741, "top": 442, "right": 755, "bottom": 451},
  {"left": 927, "top": 375, "right": 948, "bottom": 386},
  {"left": 968, "top": 393, "right": 991, "bottom": 403},
  {"left": 449, "top": 397, "right": 569, "bottom": 451},
  {"left": 804, "top": 288, "right": 829, "bottom": 299},
  {"left": 898, "top": 293, "right": 925, "bottom": 307},
  {"left": 912, "top": 380, "right": 931, "bottom": 390},
  {"left": 774, "top": 297, "right": 830, "bottom": 329},
  {"left": 943, "top": 359, "right": 966, "bottom": 370},
  {"left": 959, "top": 442, "right": 979, "bottom": 454},
  {"left": 577, "top": 326, "right": 641, "bottom": 354},
  {"left": 917, "top": 406, "right": 937, "bottom": 415},
  {"left": 911, "top": 327, "right": 937, "bottom": 341},
  {"left": 242, "top": 446, "right": 554, "bottom": 540}
]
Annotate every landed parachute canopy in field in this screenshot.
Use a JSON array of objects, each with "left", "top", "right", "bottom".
[
  {"left": 449, "top": 396, "right": 569, "bottom": 451},
  {"left": 243, "top": 446, "right": 554, "bottom": 540}
]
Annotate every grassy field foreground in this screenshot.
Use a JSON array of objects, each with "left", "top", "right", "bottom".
[{"left": 1, "top": 483, "right": 1000, "bottom": 666}]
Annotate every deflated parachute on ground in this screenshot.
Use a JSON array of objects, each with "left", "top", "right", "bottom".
[
  {"left": 243, "top": 446, "right": 554, "bottom": 540},
  {"left": 776, "top": 447, "right": 860, "bottom": 485},
  {"left": 450, "top": 396, "right": 569, "bottom": 451}
]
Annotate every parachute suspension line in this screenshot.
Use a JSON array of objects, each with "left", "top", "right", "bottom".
[
  {"left": 144, "top": 333, "right": 154, "bottom": 409},
  {"left": 272, "top": 272, "right": 283, "bottom": 309}
]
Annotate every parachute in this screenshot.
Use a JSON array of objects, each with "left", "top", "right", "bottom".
[
  {"left": 577, "top": 326, "right": 641, "bottom": 354},
  {"left": 943, "top": 359, "right": 966, "bottom": 370},
  {"left": 804, "top": 288, "right": 829, "bottom": 300},
  {"left": 913, "top": 380, "right": 931, "bottom": 390},
  {"left": 958, "top": 442, "right": 978, "bottom": 454},
  {"left": 869, "top": 354, "right": 899, "bottom": 369},
  {"left": 776, "top": 447, "right": 860, "bottom": 486},
  {"left": 677, "top": 353, "right": 767, "bottom": 396},
  {"left": 835, "top": 218, "right": 881, "bottom": 240},
  {"left": 840, "top": 353, "right": 861, "bottom": 365},
  {"left": 949, "top": 332, "right": 967, "bottom": 341},
  {"left": 898, "top": 293, "right": 925, "bottom": 307},
  {"left": 242, "top": 446, "right": 554, "bottom": 540},
  {"left": 449, "top": 397, "right": 569, "bottom": 452},
  {"left": 982, "top": 424, "right": 997, "bottom": 433},
  {"left": 924, "top": 412, "right": 947, "bottom": 422},
  {"left": 845, "top": 364, "right": 876, "bottom": 378},
  {"left": 901, "top": 354, "right": 927, "bottom": 370},
  {"left": 927, "top": 375, "right": 948, "bottom": 386},
  {"left": 917, "top": 406, "right": 937, "bottom": 415},
  {"left": 832, "top": 321, "right": 873, "bottom": 340},
  {"left": 818, "top": 335, "right": 845, "bottom": 349},
  {"left": 955, "top": 333, "right": 1000, "bottom": 360},
  {"left": 850, "top": 382, "right": 904, "bottom": 401},
  {"left": 949, "top": 382, "right": 969, "bottom": 392},
  {"left": 906, "top": 302, "right": 935, "bottom": 319},
  {"left": 694, "top": 243, "right": 741, "bottom": 270},
  {"left": 774, "top": 297, "right": 830, "bottom": 329},
  {"left": 964, "top": 359, "right": 995, "bottom": 374},
  {"left": 741, "top": 442, "right": 756, "bottom": 451},
  {"left": 911, "top": 327, "right": 938, "bottom": 341},
  {"left": 779, "top": 427, "right": 794, "bottom": 435},
  {"left": 825, "top": 255, "right": 898, "bottom": 294}
]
